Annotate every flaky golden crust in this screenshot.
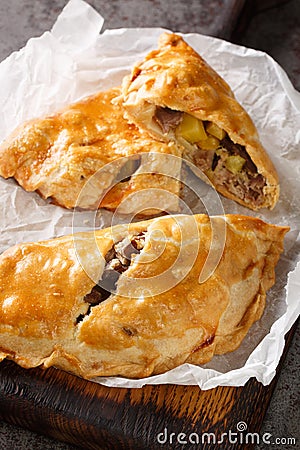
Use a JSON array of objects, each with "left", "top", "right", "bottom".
[
  {"left": 121, "top": 33, "right": 279, "bottom": 210},
  {"left": 0, "top": 87, "right": 181, "bottom": 213},
  {"left": 0, "top": 214, "right": 288, "bottom": 379}
]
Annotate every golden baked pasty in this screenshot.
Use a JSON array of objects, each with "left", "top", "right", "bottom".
[
  {"left": 0, "top": 87, "right": 182, "bottom": 214},
  {"left": 121, "top": 33, "right": 280, "bottom": 211},
  {"left": 0, "top": 214, "right": 288, "bottom": 379}
]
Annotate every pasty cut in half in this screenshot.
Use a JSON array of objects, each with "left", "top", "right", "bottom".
[
  {"left": 0, "top": 214, "right": 288, "bottom": 379},
  {"left": 0, "top": 87, "right": 181, "bottom": 215},
  {"left": 121, "top": 33, "right": 280, "bottom": 211}
]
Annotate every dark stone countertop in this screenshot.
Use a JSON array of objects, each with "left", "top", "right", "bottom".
[{"left": 0, "top": 1, "right": 299, "bottom": 449}]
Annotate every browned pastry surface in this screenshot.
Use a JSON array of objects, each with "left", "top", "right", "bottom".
[
  {"left": 0, "top": 214, "right": 288, "bottom": 379},
  {"left": 121, "top": 33, "right": 279, "bottom": 210},
  {"left": 0, "top": 87, "right": 181, "bottom": 213}
]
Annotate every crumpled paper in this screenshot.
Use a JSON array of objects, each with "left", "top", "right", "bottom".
[{"left": 0, "top": 0, "right": 299, "bottom": 389}]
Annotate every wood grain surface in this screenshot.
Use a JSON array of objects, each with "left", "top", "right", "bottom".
[{"left": 0, "top": 322, "right": 297, "bottom": 450}]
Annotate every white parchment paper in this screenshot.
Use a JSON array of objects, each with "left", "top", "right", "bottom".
[{"left": 0, "top": 0, "right": 299, "bottom": 389}]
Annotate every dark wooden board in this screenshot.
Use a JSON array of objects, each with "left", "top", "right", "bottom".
[{"left": 0, "top": 323, "right": 297, "bottom": 450}]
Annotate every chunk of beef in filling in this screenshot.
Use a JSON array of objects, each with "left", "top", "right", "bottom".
[
  {"left": 103, "top": 232, "right": 146, "bottom": 285},
  {"left": 154, "top": 107, "right": 183, "bottom": 133},
  {"left": 195, "top": 137, "right": 267, "bottom": 207},
  {"left": 118, "top": 156, "right": 142, "bottom": 183},
  {"left": 76, "top": 232, "right": 146, "bottom": 323}
]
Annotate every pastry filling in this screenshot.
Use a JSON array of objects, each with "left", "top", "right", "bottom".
[
  {"left": 154, "top": 107, "right": 267, "bottom": 207},
  {"left": 117, "top": 156, "right": 142, "bottom": 183},
  {"left": 76, "top": 232, "right": 146, "bottom": 323}
]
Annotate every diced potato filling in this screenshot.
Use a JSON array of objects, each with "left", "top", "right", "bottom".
[
  {"left": 205, "top": 122, "right": 226, "bottom": 140},
  {"left": 176, "top": 113, "right": 207, "bottom": 143},
  {"left": 197, "top": 136, "right": 220, "bottom": 150},
  {"left": 175, "top": 113, "right": 250, "bottom": 176},
  {"left": 225, "top": 155, "right": 246, "bottom": 174},
  {"left": 176, "top": 114, "right": 226, "bottom": 150}
]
